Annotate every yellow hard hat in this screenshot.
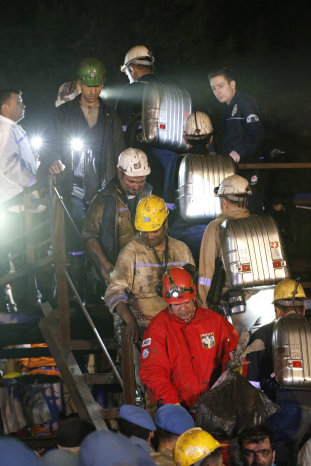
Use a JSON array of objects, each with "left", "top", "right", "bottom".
[
  {"left": 273, "top": 279, "right": 306, "bottom": 306},
  {"left": 173, "top": 427, "right": 225, "bottom": 466},
  {"left": 134, "top": 195, "right": 168, "bottom": 232}
]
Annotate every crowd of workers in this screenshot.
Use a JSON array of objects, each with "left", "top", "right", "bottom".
[{"left": 0, "top": 46, "right": 310, "bottom": 465}]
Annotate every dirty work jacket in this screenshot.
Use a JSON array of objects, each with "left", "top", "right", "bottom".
[
  {"left": 198, "top": 206, "right": 250, "bottom": 307},
  {"left": 104, "top": 236, "right": 194, "bottom": 323},
  {"left": 83, "top": 177, "right": 152, "bottom": 264},
  {"left": 140, "top": 305, "right": 239, "bottom": 407}
]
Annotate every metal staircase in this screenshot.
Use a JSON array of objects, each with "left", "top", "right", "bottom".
[{"left": 0, "top": 184, "right": 136, "bottom": 430}]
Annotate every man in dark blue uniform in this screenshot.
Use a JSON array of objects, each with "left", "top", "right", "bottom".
[{"left": 209, "top": 67, "right": 265, "bottom": 213}]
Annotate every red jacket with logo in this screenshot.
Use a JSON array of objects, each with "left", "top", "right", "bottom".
[{"left": 139, "top": 305, "right": 239, "bottom": 407}]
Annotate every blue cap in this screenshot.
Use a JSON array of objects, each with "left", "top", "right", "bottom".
[
  {"left": 154, "top": 404, "right": 195, "bottom": 435},
  {"left": 80, "top": 430, "right": 138, "bottom": 466},
  {"left": 119, "top": 404, "right": 156, "bottom": 431},
  {"left": 41, "top": 449, "right": 78, "bottom": 466},
  {"left": 0, "top": 437, "right": 40, "bottom": 466}
]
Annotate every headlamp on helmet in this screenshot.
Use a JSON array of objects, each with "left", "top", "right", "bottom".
[{"left": 160, "top": 267, "right": 196, "bottom": 304}]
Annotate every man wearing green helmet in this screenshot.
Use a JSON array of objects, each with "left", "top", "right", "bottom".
[{"left": 44, "top": 57, "right": 125, "bottom": 231}]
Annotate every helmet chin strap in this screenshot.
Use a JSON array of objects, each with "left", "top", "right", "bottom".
[{"left": 125, "top": 67, "right": 135, "bottom": 83}]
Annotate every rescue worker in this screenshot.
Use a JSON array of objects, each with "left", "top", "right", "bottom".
[
  {"left": 198, "top": 174, "right": 251, "bottom": 307},
  {"left": 151, "top": 404, "right": 195, "bottom": 466},
  {"left": 183, "top": 111, "right": 214, "bottom": 155},
  {"left": 44, "top": 57, "right": 125, "bottom": 231},
  {"left": 246, "top": 279, "right": 311, "bottom": 465},
  {"left": 139, "top": 267, "right": 238, "bottom": 408},
  {"left": 173, "top": 427, "right": 225, "bottom": 466},
  {"left": 209, "top": 67, "right": 265, "bottom": 214},
  {"left": 55, "top": 80, "right": 81, "bottom": 108},
  {"left": 238, "top": 425, "right": 275, "bottom": 466},
  {"left": 104, "top": 195, "right": 194, "bottom": 343},
  {"left": 0, "top": 89, "right": 37, "bottom": 204},
  {"left": 116, "top": 45, "right": 156, "bottom": 130},
  {"left": 83, "top": 148, "right": 152, "bottom": 281},
  {"left": 115, "top": 45, "right": 180, "bottom": 205},
  {"left": 170, "top": 111, "right": 217, "bottom": 265}
]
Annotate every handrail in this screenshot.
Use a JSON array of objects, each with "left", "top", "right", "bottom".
[
  {"left": 238, "top": 162, "right": 311, "bottom": 169},
  {"left": 66, "top": 271, "right": 123, "bottom": 388}
]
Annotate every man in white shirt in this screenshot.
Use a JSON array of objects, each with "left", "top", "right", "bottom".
[{"left": 0, "top": 89, "right": 37, "bottom": 204}]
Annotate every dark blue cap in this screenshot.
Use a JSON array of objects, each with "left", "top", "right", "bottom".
[
  {"left": 80, "top": 430, "right": 138, "bottom": 465},
  {"left": 0, "top": 437, "right": 40, "bottom": 466},
  {"left": 154, "top": 404, "right": 195, "bottom": 435},
  {"left": 119, "top": 404, "right": 156, "bottom": 431}
]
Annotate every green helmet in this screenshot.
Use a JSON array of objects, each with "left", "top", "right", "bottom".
[{"left": 77, "top": 57, "right": 106, "bottom": 86}]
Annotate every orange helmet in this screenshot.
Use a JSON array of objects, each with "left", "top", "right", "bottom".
[{"left": 161, "top": 267, "right": 196, "bottom": 304}]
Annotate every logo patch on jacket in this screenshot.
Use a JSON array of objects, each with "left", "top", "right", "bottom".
[
  {"left": 246, "top": 114, "right": 259, "bottom": 123},
  {"left": 142, "top": 338, "right": 151, "bottom": 347},
  {"left": 142, "top": 349, "right": 150, "bottom": 359},
  {"left": 201, "top": 332, "right": 216, "bottom": 349},
  {"left": 232, "top": 104, "right": 238, "bottom": 116}
]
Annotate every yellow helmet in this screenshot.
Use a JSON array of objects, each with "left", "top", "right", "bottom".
[
  {"left": 173, "top": 427, "right": 225, "bottom": 466},
  {"left": 134, "top": 195, "right": 168, "bottom": 232},
  {"left": 273, "top": 279, "right": 306, "bottom": 306}
]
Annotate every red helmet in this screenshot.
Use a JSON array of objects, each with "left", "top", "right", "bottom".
[{"left": 161, "top": 268, "right": 196, "bottom": 304}]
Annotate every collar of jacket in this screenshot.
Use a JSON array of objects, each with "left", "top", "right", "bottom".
[
  {"left": 65, "top": 94, "right": 111, "bottom": 117},
  {"left": 216, "top": 206, "right": 249, "bottom": 221}
]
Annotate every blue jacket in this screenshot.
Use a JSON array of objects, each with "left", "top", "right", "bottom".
[{"left": 221, "top": 91, "right": 265, "bottom": 161}]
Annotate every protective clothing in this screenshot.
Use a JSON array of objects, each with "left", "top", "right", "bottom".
[
  {"left": 83, "top": 177, "right": 152, "bottom": 264},
  {"left": 139, "top": 305, "right": 238, "bottom": 406},
  {"left": 161, "top": 268, "right": 196, "bottom": 304},
  {"left": 273, "top": 279, "right": 306, "bottom": 306},
  {"left": 185, "top": 111, "right": 213, "bottom": 139},
  {"left": 198, "top": 206, "right": 250, "bottom": 306},
  {"left": 104, "top": 236, "right": 194, "bottom": 322},
  {"left": 134, "top": 195, "right": 168, "bottom": 232},
  {"left": 246, "top": 318, "right": 311, "bottom": 465},
  {"left": 121, "top": 45, "right": 154, "bottom": 72},
  {"left": 117, "top": 147, "right": 150, "bottom": 176},
  {"left": 77, "top": 57, "right": 106, "bottom": 86},
  {"left": 173, "top": 427, "right": 225, "bottom": 466}
]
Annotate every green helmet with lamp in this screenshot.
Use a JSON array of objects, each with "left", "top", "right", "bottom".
[{"left": 77, "top": 57, "right": 106, "bottom": 86}]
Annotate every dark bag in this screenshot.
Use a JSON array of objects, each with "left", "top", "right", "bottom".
[{"left": 195, "top": 371, "right": 279, "bottom": 439}]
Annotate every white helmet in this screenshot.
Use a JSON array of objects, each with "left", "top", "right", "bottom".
[
  {"left": 185, "top": 112, "right": 213, "bottom": 139},
  {"left": 117, "top": 148, "right": 151, "bottom": 177},
  {"left": 121, "top": 45, "right": 154, "bottom": 72},
  {"left": 215, "top": 175, "right": 252, "bottom": 202}
]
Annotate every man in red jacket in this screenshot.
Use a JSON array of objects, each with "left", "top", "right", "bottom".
[{"left": 139, "top": 267, "right": 239, "bottom": 408}]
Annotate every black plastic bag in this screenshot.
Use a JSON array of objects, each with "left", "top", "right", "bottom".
[{"left": 195, "top": 371, "right": 279, "bottom": 439}]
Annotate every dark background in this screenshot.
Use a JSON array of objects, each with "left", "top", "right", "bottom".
[{"left": 1, "top": 0, "right": 311, "bottom": 274}]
